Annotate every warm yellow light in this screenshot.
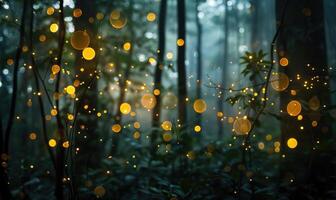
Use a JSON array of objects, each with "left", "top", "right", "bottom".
[
  {"left": 94, "top": 185, "right": 106, "bottom": 198},
  {"left": 50, "top": 109, "right": 58, "bottom": 116},
  {"left": 163, "top": 133, "right": 172, "bottom": 142},
  {"left": 217, "top": 112, "right": 224, "bottom": 118},
  {"left": 141, "top": 93, "right": 156, "bottom": 109},
  {"left": 66, "top": 85, "right": 76, "bottom": 95},
  {"left": 270, "top": 72, "right": 289, "bottom": 91},
  {"left": 48, "top": 139, "right": 57, "bottom": 147},
  {"left": 134, "top": 122, "right": 141, "bottom": 129},
  {"left": 133, "top": 131, "right": 141, "bottom": 139},
  {"left": 287, "top": 138, "right": 298, "bottom": 149},
  {"left": 194, "top": 125, "right": 201, "bottom": 133},
  {"left": 47, "top": 7, "right": 55, "bottom": 15},
  {"left": 123, "top": 42, "right": 131, "bottom": 51},
  {"left": 62, "top": 141, "right": 70, "bottom": 148},
  {"left": 153, "top": 89, "right": 160, "bottom": 96},
  {"left": 233, "top": 118, "right": 251, "bottom": 135},
  {"left": 71, "top": 31, "right": 90, "bottom": 50},
  {"left": 193, "top": 99, "right": 207, "bottom": 114},
  {"left": 112, "top": 124, "right": 122, "bottom": 133},
  {"left": 161, "top": 121, "right": 172, "bottom": 131},
  {"left": 147, "top": 12, "right": 156, "bottom": 22},
  {"left": 279, "top": 57, "right": 289, "bottom": 67},
  {"left": 50, "top": 23, "right": 59, "bottom": 33},
  {"left": 109, "top": 10, "right": 127, "bottom": 29},
  {"left": 67, "top": 114, "right": 74, "bottom": 121},
  {"left": 177, "top": 38, "right": 185, "bottom": 46},
  {"left": 73, "top": 8, "right": 82, "bottom": 18},
  {"left": 82, "top": 47, "right": 95, "bottom": 60},
  {"left": 287, "top": 100, "right": 302, "bottom": 116},
  {"left": 120, "top": 103, "right": 131, "bottom": 114},
  {"left": 51, "top": 64, "right": 60, "bottom": 74},
  {"left": 29, "top": 132, "right": 37, "bottom": 140}
]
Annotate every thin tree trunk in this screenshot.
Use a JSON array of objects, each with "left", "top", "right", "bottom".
[
  {"left": 54, "top": 0, "right": 66, "bottom": 199},
  {"left": 177, "top": 0, "right": 187, "bottom": 126},
  {"left": 28, "top": 0, "right": 56, "bottom": 170},
  {"left": 112, "top": 1, "right": 135, "bottom": 155},
  {"left": 151, "top": 0, "right": 167, "bottom": 154},
  {"left": 195, "top": 0, "right": 203, "bottom": 125},
  {"left": 217, "top": 0, "right": 229, "bottom": 137}
]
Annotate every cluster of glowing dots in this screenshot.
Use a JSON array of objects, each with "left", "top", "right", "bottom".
[
  {"left": 287, "top": 138, "right": 298, "bottom": 149},
  {"left": 193, "top": 99, "right": 207, "bottom": 114},
  {"left": 82, "top": 47, "right": 95, "bottom": 60},
  {"left": 120, "top": 103, "right": 131, "bottom": 115},
  {"left": 233, "top": 117, "right": 252, "bottom": 135},
  {"left": 279, "top": 57, "right": 289, "bottom": 67},
  {"left": 112, "top": 124, "right": 122, "bottom": 133},
  {"left": 71, "top": 31, "right": 90, "bottom": 50},
  {"left": 141, "top": 93, "right": 157, "bottom": 109},
  {"left": 109, "top": 10, "right": 127, "bottom": 29},
  {"left": 161, "top": 121, "right": 172, "bottom": 131},
  {"left": 50, "top": 23, "right": 59, "bottom": 33},
  {"left": 66, "top": 85, "right": 76, "bottom": 95},
  {"left": 287, "top": 100, "right": 302, "bottom": 116}
]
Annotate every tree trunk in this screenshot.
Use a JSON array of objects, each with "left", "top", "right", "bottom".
[
  {"left": 151, "top": 0, "right": 167, "bottom": 154},
  {"left": 217, "top": 0, "right": 229, "bottom": 137},
  {"left": 177, "top": 0, "right": 187, "bottom": 126},
  {"left": 195, "top": 0, "right": 203, "bottom": 126},
  {"left": 277, "top": 0, "right": 334, "bottom": 198}
]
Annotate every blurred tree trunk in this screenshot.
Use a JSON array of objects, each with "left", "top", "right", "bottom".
[
  {"left": 112, "top": 1, "right": 135, "bottom": 155},
  {"left": 277, "top": 0, "right": 334, "bottom": 197},
  {"left": 151, "top": 0, "right": 167, "bottom": 154},
  {"left": 250, "top": 0, "right": 259, "bottom": 52},
  {"left": 72, "top": 0, "right": 100, "bottom": 197},
  {"left": 217, "top": 0, "right": 228, "bottom": 137},
  {"left": 195, "top": 0, "right": 203, "bottom": 125},
  {"left": 177, "top": 0, "right": 187, "bottom": 126}
]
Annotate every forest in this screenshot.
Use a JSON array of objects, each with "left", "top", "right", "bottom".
[{"left": 0, "top": 0, "right": 336, "bottom": 199}]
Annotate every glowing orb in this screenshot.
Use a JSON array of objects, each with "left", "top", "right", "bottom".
[
  {"left": 48, "top": 139, "right": 57, "bottom": 147},
  {"left": 146, "top": 12, "right": 156, "bottom": 22},
  {"left": 120, "top": 103, "right": 131, "bottom": 115},
  {"left": 109, "top": 10, "right": 127, "bottom": 29},
  {"left": 73, "top": 8, "right": 82, "bottom": 18},
  {"left": 193, "top": 99, "right": 207, "bottom": 114},
  {"left": 279, "top": 57, "right": 289, "bottom": 67},
  {"left": 141, "top": 93, "right": 156, "bottom": 109},
  {"left": 287, "top": 100, "right": 301, "bottom": 116},
  {"left": 66, "top": 85, "right": 76, "bottom": 95},
  {"left": 162, "top": 92, "right": 178, "bottom": 109},
  {"left": 163, "top": 133, "right": 172, "bottom": 142},
  {"left": 233, "top": 117, "right": 252, "bottom": 135},
  {"left": 82, "top": 47, "right": 95, "bottom": 60},
  {"left": 112, "top": 124, "right": 122, "bottom": 133},
  {"left": 71, "top": 31, "right": 90, "bottom": 50},
  {"left": 50, "top": 23, "right": 58, "bottom": 33},
  {"left": 161, "top": 121, "right": 172, "bottom": 131},
  {"left": 287, "top": 138, "right": 298, "bottom": 149},
  {"left": 194, "top": 125, "right": 201, "bottom": 133},
  {"left": 270, "top": 72, "right": 289, "bottom": 91}
]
